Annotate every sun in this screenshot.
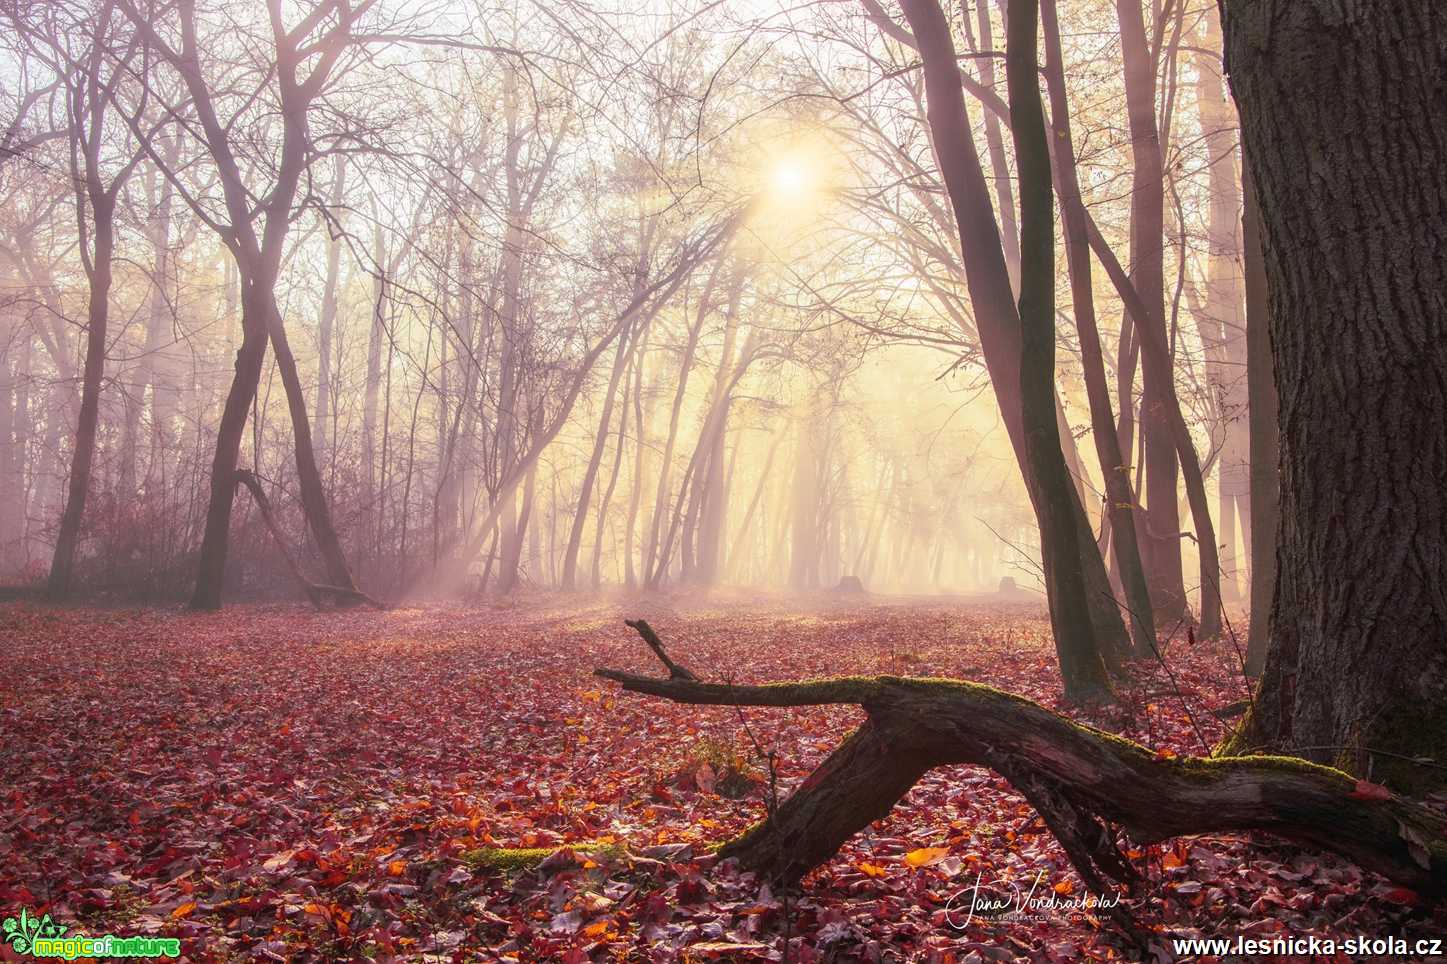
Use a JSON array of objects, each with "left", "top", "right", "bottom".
[{"left": 770, "top": 157, "right": 812, "bottom": 196}]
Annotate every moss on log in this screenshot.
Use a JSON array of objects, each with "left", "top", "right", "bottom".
[{"left": 593, "top": 669, "right": 1447, "bottom": 901}]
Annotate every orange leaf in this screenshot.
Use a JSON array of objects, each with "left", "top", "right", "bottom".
[
  {"left": 857, "top": 861, "right": 888, "bottom": 878},
  {"left": 583, "top": 920, "right": 613, "bottom": 938},
  {"left": 170, "top": 901, "right": 196, "bottom": 919},
  {"left": 1162, "top": 850, "right": 1186, "bottom": 870},
  {"left": 904, "top": 846, "right": 950, "bottom": 868},
  {"left": 387, "top": 859, "right": 408, "bottom": 876},
  {"left": 1053, "top": 879, "right": 1075, "bottom": 895},
  {"left": 1348, "top": 779, "right": 1392, "bottom": 802},
  {"left": 262, "top": 848, "right": 297, "bottom": 871}
]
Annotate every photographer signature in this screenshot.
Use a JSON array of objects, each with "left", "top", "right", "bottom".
[{"left": 944, "top": 869, "right": 1122, "bottom": 928}]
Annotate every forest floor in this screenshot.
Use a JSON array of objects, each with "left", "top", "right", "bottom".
[{"left": 1, "top": 593, "right": 1443, "bottom": 962}]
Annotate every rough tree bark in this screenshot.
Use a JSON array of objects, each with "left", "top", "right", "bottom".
[
  {"left": 1221, "top": 1, "right": 1447, "bottom": 793},
  {"left": 1241, "top": 168, "right": 1276, "bottom": 678},
  {"left": 596, "top": 630, "right": 1447, "bottom": 903}
]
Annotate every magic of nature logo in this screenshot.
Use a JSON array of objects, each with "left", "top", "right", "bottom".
[{"left": 2, "top": 907, "right": 180, "bottom": 960}]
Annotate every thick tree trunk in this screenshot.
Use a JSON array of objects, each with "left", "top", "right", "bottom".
[
  {"left": 1241, "top": 169, "right": 1276, "bottom": 678},
  {"left": 1221, "top": 0, "right": 1447, "bottom": 793},
  {"left": 597, "top": 668, "right": 1447, "bottom": 900},
  {"left": 191, "top": 285, "right": 270, "bottom": 611}
]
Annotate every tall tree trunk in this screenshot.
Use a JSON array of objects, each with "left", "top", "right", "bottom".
[
  {"left": 123, "top": 160, "right": 176, "bottom": 494},
  {"left": 1006, "top": 0, "right": 1112, "bottom": 701},
  {"left": 897, "top": 0, "right": 1127, "bottom": 677},
  {"left": 623, "top": 341, "right": 650, "bottom": 589},
  {"left": 561, "top": 324, "right": 633, "bottom": 589},
  {"left": 593, "top": 330, "right": 648, "bottom": 588},
  {"left": 1041, "top": 0, "right": 1156, "bottom": 656},
  {"left": 0, "top": 328, "right": 15, "bottom": 570},
  {"left": 1195, "top": 5, "right": 1250, "bottom": 604},
  {"left": 48, "top": 197, "right": 116, "bottom": 600},
  {"left": 191, "top": 284, "right": 270, "bottom": 610},
  {"left": 266, "top": 300, "right": 357, "bottom": 592},
  {"left": 1116, "top": 0, "right": 1187, "bottom": 626},
  {"left": 644, "top": 269, "right": 715, "bottom": 584},
  {"left": 497, "top": 450, "right": 535, "bottom": 595},
  {"left": 967, "top": 0, "right": 1021, "bottom": 290},
  {"left": 363, "top": 221, "right": 387, "bottom": 577},
  {"left": 1222, "top": 0, "right": 1447, "bottom": 793},
  {"left": 314, "top": 154, "right": 346, "bottom": 465}
]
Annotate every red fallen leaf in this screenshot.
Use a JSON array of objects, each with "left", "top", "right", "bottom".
[
  {"left": 1348, "top": 779, "right": 1392, "bottom": 801},
  {"left": 1382, "top": 887, "right": 1420, "bottom": 905}
]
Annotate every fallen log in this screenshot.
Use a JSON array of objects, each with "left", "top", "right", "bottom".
[{"left": 593, "top": 667, "right": 1447, "bottom": 901}]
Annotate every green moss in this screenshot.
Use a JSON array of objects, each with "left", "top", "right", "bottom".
[
  {"left": 1180, "top": 749, "right": 1351, "bottom": 784},
  {"left": 1214, "top": 695, "right": 1447, "bottom": 796},
  {"left": 463, "top": 842, "right": 625, "bottom": 872}
]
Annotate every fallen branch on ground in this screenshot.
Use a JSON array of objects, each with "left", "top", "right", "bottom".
[
  {"left": 234, "top": 471, "right": 386, "bottom": 611},
  {"left": 595, "top": 626, "right": 1447, "bottom": 909}
]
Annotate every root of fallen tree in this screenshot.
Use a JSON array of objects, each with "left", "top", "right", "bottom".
[{"left": 596, "top": 624, "right": 1447, "bottom": 911}]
